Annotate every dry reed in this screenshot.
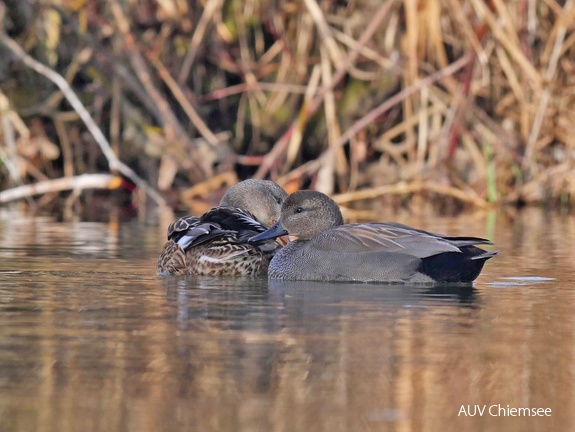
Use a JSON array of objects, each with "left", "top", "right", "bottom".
[{"left": 0, "top": 0, "right": 574, "bottom": 212}]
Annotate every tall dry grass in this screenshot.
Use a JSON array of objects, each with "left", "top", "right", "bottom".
[{"left": 0, "top": 0, "right": 574, "bottom": 211}]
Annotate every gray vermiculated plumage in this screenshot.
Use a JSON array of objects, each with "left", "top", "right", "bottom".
[{"left": 249, "top": 190, "right": 497, "bottom": 283}]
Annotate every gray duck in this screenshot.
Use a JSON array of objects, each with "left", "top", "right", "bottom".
[{"left": 249, "top": 190, "right": 497, "bottom": 283}]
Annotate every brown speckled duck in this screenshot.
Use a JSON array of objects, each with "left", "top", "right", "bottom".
[
  {"left": 249, "top": 190, "right": 497, "bottom": 284},
  {"left": 156, "top": 179, "right": 288, "bottom": 276}
]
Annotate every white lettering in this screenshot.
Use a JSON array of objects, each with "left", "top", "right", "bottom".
[
  {"left": 485, "top": 404, "right": 552, "bottom": 417},
  {"left": 517, "top": 408, "right": 530, "bottom": 416},
  {"left": 458, "top": 405, "right": 486, "bottom": 416}
]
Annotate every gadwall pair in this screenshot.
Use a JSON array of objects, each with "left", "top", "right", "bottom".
[
  {"left": 156, "top": 179, "right": 288, "bottom": 276},
  {"left": 250, "top": 190, "right": 497, "bottom": 283}
]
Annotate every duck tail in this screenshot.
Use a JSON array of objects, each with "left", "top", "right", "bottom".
[
  {"left": 445, "top": 236, "right": 494, "bottom": 248},
  {"left": 469, "top": 250, "right": 499, "bottom": 261}
]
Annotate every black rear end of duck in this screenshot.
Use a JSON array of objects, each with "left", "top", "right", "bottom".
[{"left": 418, "top": 244, "right": 498, "bottom": 283}]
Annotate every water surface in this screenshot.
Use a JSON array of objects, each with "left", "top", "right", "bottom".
[{"left": 0, "top": 207, "right": 572, "bottom": 432}]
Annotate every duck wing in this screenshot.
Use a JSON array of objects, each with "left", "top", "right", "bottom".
[
  {"left": 200, "top": 207, "right": 268, "bottom": 241},
  {"left": 310, "top": 222, "right": 491, "bottom": 259},
  {"left": 174, "top": 207, "right": 268, "bottom": 251},
  {"left": 166, "top": 215, "right": 201, "bottom": 241}
]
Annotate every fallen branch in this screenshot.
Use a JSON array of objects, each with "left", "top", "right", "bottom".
[
  {"left": 0, "top": 174, "right": 123, "bottom": 203},
  {"left": 0, "top": 32, "right": 167, "bottom": 207},
  {"left": 333, "top": 181, "right": 490, "bottom": 208}
]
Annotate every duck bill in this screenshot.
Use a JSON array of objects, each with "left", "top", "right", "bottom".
[
  {"left": 277, "top": 235, "right": 290, "bottom": 245},
  {"left": 249, "top": 221, "right": 288, "bottom": 243}
]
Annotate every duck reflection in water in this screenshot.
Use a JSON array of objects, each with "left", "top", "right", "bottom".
[{"left": 160, "top": 277, "right": 479, "bottom": 333}]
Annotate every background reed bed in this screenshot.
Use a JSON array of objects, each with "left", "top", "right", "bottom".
[{"left": 0, "top": 0, "right": 574, "bottom": 214}]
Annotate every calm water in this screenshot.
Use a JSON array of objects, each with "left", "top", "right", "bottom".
[{"left": 0, "top": 206, "right": 573, "bottom": 432}]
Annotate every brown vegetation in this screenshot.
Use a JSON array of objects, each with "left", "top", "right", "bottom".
[{"left": 0, "top": 0, "right": 574, "bottom": 214}]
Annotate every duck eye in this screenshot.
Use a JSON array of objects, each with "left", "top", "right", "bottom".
[
  {"left": 276, "top": 197, "right": 282, "bottom": 204},
  {"left": 295, "top": 207, "right": 304, "bottom": 213}
]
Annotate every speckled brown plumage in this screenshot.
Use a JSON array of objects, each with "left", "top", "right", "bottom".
[{"left": 156, "top": 180, "right": 288, "bottom": 276}]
